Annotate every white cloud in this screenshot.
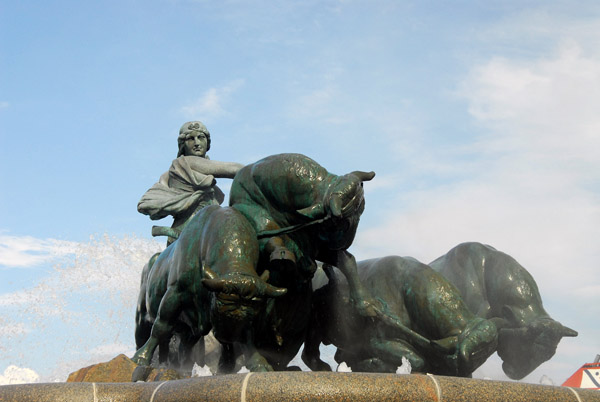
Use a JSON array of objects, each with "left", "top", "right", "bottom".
[
  {"left": 353, "top": 37, "right": 600, "bottom": 382},
  {"left": 358, "top": 38, "right": 600, "bottom": 277},
  {"left": 460, "top": 41, "right": 600, "bottom": 168},
  {"left": 0, "top": 235, "right": 78, "bottom": 268},
  {"left": 180, "top": 79, "right": 244, "bottom": 120},
  {"left": 0, "top": 101, "right": 8, "bottom": 109},
  {"left": 0, "top": 366, "right": 39, "bottom": 385}
]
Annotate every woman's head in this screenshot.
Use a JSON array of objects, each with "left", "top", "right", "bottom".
[{"left": 177, "top": 121, "right": 212, "bottom": 157}]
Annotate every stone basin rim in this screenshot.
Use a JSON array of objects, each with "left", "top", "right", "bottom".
[{"left": 1, "top": 372, "right": 599, "bottom": 402}]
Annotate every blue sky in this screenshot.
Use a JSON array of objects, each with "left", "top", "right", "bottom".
[{"left": 1, "top": 0, "right": 599, "bottom": 384}]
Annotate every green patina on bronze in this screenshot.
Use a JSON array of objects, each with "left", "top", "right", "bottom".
[
  {"left": 303, "top": 243, "right": 577, "bottom": 378},
  {"left": 134, "top": 153, "right": 385, "bottom": 373},
  {"left": 430, "top": 242, "right": 578, "bottom": 379},
  {"left": 304, "top": 256, "right": 498, "bottom": 377},
  {"left": 133, "top": 135, "right": 577, "bottom": 378},
  {"left": 133, "top": 205, "right": 286, "bottom": 371},
  {"left": 137, "top": 121, "right": 243, "bottom": 245},
  {"left": 225, "top": 153, "right": 380, "bottom": 371}
]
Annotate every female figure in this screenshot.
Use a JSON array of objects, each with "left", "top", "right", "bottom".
[{"left": 138, "top": 121, "right": 243, "bottom": 244}]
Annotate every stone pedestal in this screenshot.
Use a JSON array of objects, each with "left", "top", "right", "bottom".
[{"left": 2, "top": 372, "right": 600, "bottom": 401}]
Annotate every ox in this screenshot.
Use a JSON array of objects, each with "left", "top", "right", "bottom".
[
  {"left": 226, "top": 153, "right": 381, "bottom": 370},
  {"left": 132, "top": 205, "right": 286, "bottom": 371},
  {"left": 430, "top": 242, "right": 578, "bottom": 379},
  {"left": 302, "top": 257, "right": 498, "bottom": 376}
]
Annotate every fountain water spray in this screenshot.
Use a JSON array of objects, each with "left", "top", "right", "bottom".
[{"left": 0, "top": 234, "right": 162, "bottom": 383}]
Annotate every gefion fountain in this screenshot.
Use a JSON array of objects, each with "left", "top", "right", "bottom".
[{"left": 1, "top": 122, "right": 596, "bottom": 401}]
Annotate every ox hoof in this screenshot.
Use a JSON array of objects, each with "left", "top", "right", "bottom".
[
  {"left": 131, "top": 349, "right": 153, "bottom": 367},
  {"left": 457, "top": 319, "right": 498, "bottom": 375},
  {"left": 249, "top": 365, "right": 273, "bottom": 372},
  {"left": 302, "top": 353, "right": 332, "bottom": 371},
  {"left": 132, "top": 366, "right": 154, "bottom": 382},
  {"left": 246, "top": 356, "right": 274, "bottom": 372},
  {"left": 352, "top": 358, "right": 397, "bottom": 373}
]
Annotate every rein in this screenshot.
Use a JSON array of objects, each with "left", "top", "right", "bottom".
[{"left": 256, "top": 216, "right": 330, "bottom": 239}]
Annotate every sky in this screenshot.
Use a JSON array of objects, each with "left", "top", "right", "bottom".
[{"left": 1, "top": 0, "right": 599, "bottom": 385}]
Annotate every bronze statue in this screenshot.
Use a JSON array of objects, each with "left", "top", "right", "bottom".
[
  {"left": 303, "top": 257, "right": 498, "bottom": 377},
  {"left": 225, "top": 153, "right": 382, "bottom": 371},
  {"left": 133, "top": 129, "right": 576, "bottom": 377},
  {"left": 229, "top": 153, "right": 380, "bottom": 318},
  {"left": 137, "top": 121, "right": 243, "bottom": 244},
  {"left": 430, "top": 242, "right": 577, "bottom": 379},
  {"left": 133, "top": 205, "right": 287, "bottom": 370},
  {"left": 134, "top": 153, "right": 382, "bottom": 372},
  {"left": 303, "top": 243, "right": 577, "bottom": 378}
]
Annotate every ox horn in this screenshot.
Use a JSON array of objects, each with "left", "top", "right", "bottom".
[
  {"left": 297, "top": 202, "right": 325, "bottom": 220},
  {"left": 560, "top": 325, "right": 578, "bottom": 337},
  {"left": 350, "top": 171, "right": 375, "bottom": 182},
  {"left": 329, "top": 194, "right": 343, "bottom": 218},
  {"left": 257, "top": 270, "right": 287, "bottom": 298},
  {"left": 202, "top": 278, "right": 228, "bottom": 293},
  {"left": 203, "top": 265, "right": 219, "bottom": 280},
  {"left": 431, "top": 336, "right": 458, "bottom": 354},
  {"left": 261, "top": 283, "right": 287, "bottom": 298}
]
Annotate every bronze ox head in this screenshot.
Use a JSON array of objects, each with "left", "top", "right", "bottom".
[
  {"left": 297, "top": 170, "right": 375, "bottom": 250},
  {"left": 497, "top": 309, "right": 577, "bottom": 380},
  {"left": 202, "top": 266, "right": 286, "bottom": 343}
]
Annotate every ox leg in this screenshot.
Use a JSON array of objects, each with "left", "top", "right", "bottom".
[
  {"left": 302, "top": 325, "right": 332, "bottom": 371},
  {"left": 333, "top": 251, "right": 383, "bottom": 318},
  {"left": 455, "top": 318, "right": 498, "bottom": 376},
  {"left": 239, "top": 329, "right": 274, "bottom": 372},
  {"left": 132, "top": 286, "right": 183, "bottom": 366},
  {"left": 369, "top": 338, "right": 426, "bottom": 373},
  {"left": 243, "top": 345, "right": 274, "bottom": 372},
  {"left": 159, "top": 338, "right": 172, "bottom": 366},
  {"left": 179, "top": 335, "right": 204, "bottom": 370},
  {"left": 134, "top": 304, "right": 151, "bottom": 351},
  {"left": 351, "top": 358, "right": 397, "bottom": 373},
  {"left": 134, "top": 253, "right": 159, "bottom": 350},
  {"left": 218, "top": 343, "right": 236, "bottom": 374}
]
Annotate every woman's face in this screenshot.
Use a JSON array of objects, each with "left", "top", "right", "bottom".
[{"left": 183, "top": 131, "right": 208, "bottom": 157}]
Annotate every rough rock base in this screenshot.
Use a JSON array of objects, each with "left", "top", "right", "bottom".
[{"left": 66, "top": 354, "right": 185, "bottom": 383}]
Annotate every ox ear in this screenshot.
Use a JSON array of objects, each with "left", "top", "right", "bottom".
[
  {"left": 350, "top": 170, "right": 375, "bottom": 182},
  {"left": 329, "top": 194, "right": 343, "bottom": 218},
  {"left": 560, "top": 325, "right": 578, "bottom": 337},
  {"left": 501, "top": 305, "right": 523, "bottom": 327},
  {"left": 260, "top": 270, "right": 270, "bottom": 282},
  {"left": 297, "top": 202, "right": 326, "bottom": 220}
]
